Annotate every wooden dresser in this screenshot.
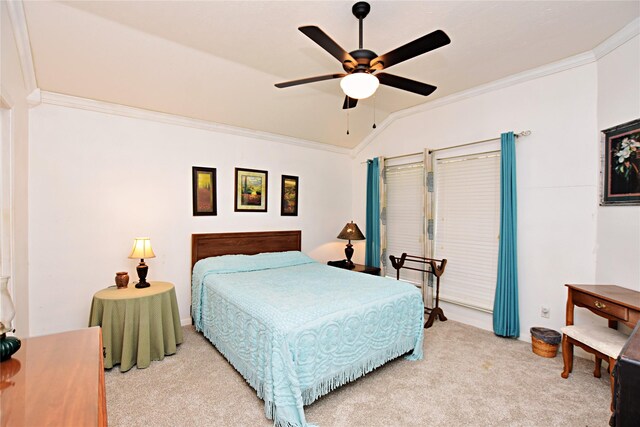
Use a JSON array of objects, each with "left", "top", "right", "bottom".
[{"left": 0, "top": 327, "right": 107, "bottom": 426}]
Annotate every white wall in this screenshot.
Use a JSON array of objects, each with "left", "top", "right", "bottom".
[
  {"left": 595, "top": 35, "right": 640, "bottom": 291},
  {"left": 28, "top": 104, "right": 352, "bottom": 336},
  {"left": 16, "top": 10, "right": 640, "bottom": 341},
  {"left": 352, "top": 61, "right": 600, "bottom": 338},
  {"left": 1, "top": 2, "right": 31, "bottom": 335}
]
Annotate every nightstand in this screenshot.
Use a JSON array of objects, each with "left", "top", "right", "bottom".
[
  {"left": 327, "top": 261, "right": 381, "bottom": 276},
  {"left": 89, "top": 281, "right": 183, "bottom": 371}
]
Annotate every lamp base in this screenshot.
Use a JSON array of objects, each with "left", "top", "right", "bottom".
[
  {"left": 344, "top": 241, "right": 355, "bottom": 269},
  {"left": 135, "top": 260, "right": 150, "bottom": 288},
  {"left": 0, "top": 334, "right": 21, "bottom": 362}
]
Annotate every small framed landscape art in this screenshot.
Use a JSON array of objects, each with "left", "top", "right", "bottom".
[
  {"left": 235, "top": 168, "right": 268, "bottom": 212},
  {"left": 281, "top": 175, "right": 299, "bottom": 216},
  {"left": 192, "top": 167, "right": 217, "bottom": 216},
  {"left": 601, "top": 118, "right": 640, "bottom": 205}
]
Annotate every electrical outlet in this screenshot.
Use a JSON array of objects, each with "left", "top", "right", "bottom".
[{"left": 541, "top": 305, "right": 550, "bottom": 319}]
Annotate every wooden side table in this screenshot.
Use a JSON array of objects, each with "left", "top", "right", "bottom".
[
  {"left": 0, "top": 327, "right": 107, "bottom": 427},
  {"left": 327, "top": 261, "right": 380, "bottom": 276},
  {"left": 350, "top": 264, "right": 381, "bottom": 276},
  {"left": 561, "top": 284, "right": 640, "bottom": 413},
  {"left": 89, "top": 281, "right": 183, "bottom": 372}
]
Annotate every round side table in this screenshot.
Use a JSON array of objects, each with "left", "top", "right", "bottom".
[{"left": 89, "top": 281, "right": 183, "bottom": 371}]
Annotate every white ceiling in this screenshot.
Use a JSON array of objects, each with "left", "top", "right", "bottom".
[{"left": 22, "top": 1, "right": 640, "bottom": 148}]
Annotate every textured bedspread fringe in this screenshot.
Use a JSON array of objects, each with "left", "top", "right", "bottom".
[
  {"left": 202, "top": 327, "right": 312, "bottom": 427},
  {"left": 201, "top": 325, "right": 418, "bottom": 427},
  {"left": 201, "top": 326, "right": 267, "bottom": 397},
  {"left": 300, "top": 336, "right": 419, "bottom": 406}
]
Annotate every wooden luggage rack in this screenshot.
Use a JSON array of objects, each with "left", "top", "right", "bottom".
[{"left": 389, "top": 253, "right": 447, "bottom": 329}]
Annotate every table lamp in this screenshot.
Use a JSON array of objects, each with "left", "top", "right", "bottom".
[
  {"left": 0, "top": 276, "right": 21, "bottom": 362},
  {"left": 337, "top": 221, "right": 366, "bottom": 269},
  {"left": 128, "top": 238, "right": 156, "bottom": 288}
]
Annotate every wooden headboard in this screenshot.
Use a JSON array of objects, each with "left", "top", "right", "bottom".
[{"left": 191, "top": 230, "right": 302, "bottom": 269}]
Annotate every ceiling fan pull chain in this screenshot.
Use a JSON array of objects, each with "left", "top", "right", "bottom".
[
  {"left": 373, "top": 94, "right": 377, "bottom": 129},
  {"left": 347, "top": 100, "right": 350, "bottom": 135}
]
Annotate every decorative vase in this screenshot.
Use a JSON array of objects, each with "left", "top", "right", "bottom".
[{"left": 115, "top": 272, "right": 129, "bottom": 289}]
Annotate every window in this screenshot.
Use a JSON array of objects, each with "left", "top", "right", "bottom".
[
  {"left": 433, "top": 151, "right": 500, "bottom": 312},
  {"left": 383, "top": 161, "right": 425, "bottom": 285}
]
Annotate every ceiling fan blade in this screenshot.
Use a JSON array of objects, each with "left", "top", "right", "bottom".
[
  {"left": 299, "top": 26, "right": 356, "bottom": 65},
  {"left": 275, "top": 73, "right": 346, "bottom": 88},
  {"left": 370, "top": 30, "right": 450, "bottom": 70},
  {"left": 343, "top": 96, "right": 358, "bottom": 109},
  {"left": 377, "top": 73, "right": 437, "bottom": 96}
]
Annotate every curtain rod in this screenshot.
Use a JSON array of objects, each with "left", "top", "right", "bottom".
[
  {"left": 361, "top": 130, "right": 532, "bottom": 164},
  {"left": 428, "top": 130, "right": 531, "bottom": 154}
]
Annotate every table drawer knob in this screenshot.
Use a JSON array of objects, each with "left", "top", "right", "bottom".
[{"left": 594, "top": 301, "right": 607, "bottom": 310}]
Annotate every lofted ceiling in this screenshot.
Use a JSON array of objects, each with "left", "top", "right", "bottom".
[{"left": 22, "top": 1, "right": 640, "bottom": 149}]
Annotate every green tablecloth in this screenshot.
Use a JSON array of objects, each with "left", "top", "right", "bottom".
[{"left": 89, "top": 281, "right": 184, "bottom": 372}]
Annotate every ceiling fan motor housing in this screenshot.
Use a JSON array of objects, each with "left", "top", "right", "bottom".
[{"left": 343, "top": 49, "right": 377, "bottom": 73}]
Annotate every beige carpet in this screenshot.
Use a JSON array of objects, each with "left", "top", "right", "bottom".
[{"left": 105, "top": 320, "right": 611, "bottom": 426}]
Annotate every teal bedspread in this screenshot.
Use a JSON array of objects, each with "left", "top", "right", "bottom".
[{"left": 192, "top": 251, "right": 424, "bottom": 427}]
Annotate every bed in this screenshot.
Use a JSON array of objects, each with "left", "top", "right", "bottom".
[{"left": 191, "top": 230, "right": 424, "bottom": 427}]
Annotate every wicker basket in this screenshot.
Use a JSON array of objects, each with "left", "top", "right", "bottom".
[{"left": 531, "top": 336, "right": 559, "bottom": 358}]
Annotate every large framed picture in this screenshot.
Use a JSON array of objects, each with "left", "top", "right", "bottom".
[
  {"left": 192, "top": 166, "right": 217, "bottom": 216},
  {"left": 235, "top": 168, "right": 268, "bottom": 212},
  {"left": 601, "top": 118, "right": 640, "bottom": 205},
  {"left": 281, "top": 175, "right": 299, "bottom": 216}
]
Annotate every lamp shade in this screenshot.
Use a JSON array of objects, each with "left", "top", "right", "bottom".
[
  {"left": 340, "top": 72, "right": 379, "bottom": 99},
  {"left": 337, "top": 221, "right": 365, "bottom": 241},
  {"left": 128, "top": 237, "right": 156, "bottom": 259}
]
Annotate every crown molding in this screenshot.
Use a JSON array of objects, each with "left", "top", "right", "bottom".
[
  {"left": 0, "top": 88, "right": 15, "bottom": 108},
  {"left": 351, "top": 50, "right": 597, "bottom": 158},
  {"left": 39, "top": 91, "right": 351, "bottom": 155},
  {"left": 593, "top": 17, "right": 640, "bottom": 60},
  {"left": 12, "top": 0, "right": 637, "bottom": 158},
  {"left": 26, "top": 88, "right": 41, "bottom": 107},
  {"left": 6, "top": 0, "right": 37, "bottom": 95},
  {"left": 351, "top": 18, "right": 640, "bottom": 158}
]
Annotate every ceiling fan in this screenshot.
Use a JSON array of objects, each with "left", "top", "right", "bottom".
[{"left": 275, "top": 1, "right": 451, "bottom": 110}]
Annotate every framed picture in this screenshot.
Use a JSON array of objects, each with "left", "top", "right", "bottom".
[
  {"left": 601, "top": 118, "right": 640, "bottom": 205},
  {"left": 235, "top": 168, "right": 268, "bottom": 212},
  {"left": 281, "top": 175, "right": 299, "bottom": 216},
  {"left": 192, "top": 167, "right": 217, "bottom": 216}
]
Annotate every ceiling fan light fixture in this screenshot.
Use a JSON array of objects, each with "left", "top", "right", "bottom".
[{"left": 340, "top": 72, "right": 379, "bottom": 99}]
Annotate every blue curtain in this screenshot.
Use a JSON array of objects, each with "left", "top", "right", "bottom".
[
  {"left": 493, "top": 132, "right": 520, "bottom": 338},
  {"left": 365, "top": 158, "right": 380, "bottom": 267}
]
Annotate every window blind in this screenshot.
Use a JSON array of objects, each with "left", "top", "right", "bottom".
[
  {"left": 383, "top": 162, "right": 424, "bottom": 285},
  {"left": 434, "top": 151, "right": 500, "bottom": 312}
]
